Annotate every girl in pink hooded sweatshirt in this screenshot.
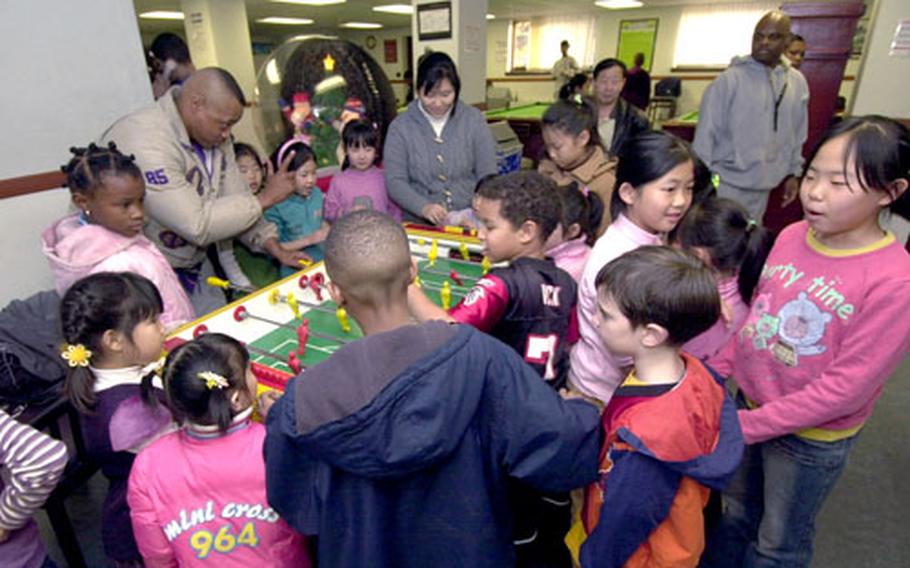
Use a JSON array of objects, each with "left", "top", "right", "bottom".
[
  {"left": 42, "top": 143, "right": 193, "bottom": 331},
  {"left": 128, "top": 332, "right": 311, "bottom": 567},
  {"left": 545, "top": 181, "right": 602, "bottom": 283}
]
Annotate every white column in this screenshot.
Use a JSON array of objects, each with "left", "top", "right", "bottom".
[
  {"left": 851, "top": 0, "right": 910, "bottom": 117},
  {"left": 182, "top": 0, "right": 263, "bottom": 150},
  {"left": 851, "top": 0, "right": 910, "bottom": 244},
  {"left": 412, "top": 0, "right": 489, "bottom": 105}
]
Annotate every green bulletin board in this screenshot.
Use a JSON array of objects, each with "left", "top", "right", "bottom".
[{"left": 617, "top": 19, "right": 659, "bottom": 71}]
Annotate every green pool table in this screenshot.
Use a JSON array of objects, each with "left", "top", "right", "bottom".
[
  {"left": 485, "top": 103, "right": 550, "bottom": 158},
  {"left": 485, "top": 103, "right": 549, "bottom": 121},
  {"left": 661, "top": 110, "right": 699, "bottom": 142}
]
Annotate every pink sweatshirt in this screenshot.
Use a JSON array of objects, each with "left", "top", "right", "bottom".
[
  {"left": 569, "top": 214, "right": 662, "bottom": 403},
  {"left": 42, "top": 214, "right": 194, "bottom": 331},
  {"left": 710, "top": 222, "right": 910, "bottom": 444},
  {"left": 128, "top": 415, "right": 310, "bottom": 567},
  {"left": 323, "top": 166, "right": 402, "bottom": 222},
  {"left": 547, "top": 236, "right": 591, "bottom": 283},
  {"left": 683, "top": 276, "right": 749, "bottom": 361}
]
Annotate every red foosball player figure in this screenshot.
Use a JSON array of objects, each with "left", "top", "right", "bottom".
[
  {"left": 287, "top": 351, "right": 302, "bottom": 374},
  {"left": 297, "top": 320, "right": 310, "bottom": 356}
]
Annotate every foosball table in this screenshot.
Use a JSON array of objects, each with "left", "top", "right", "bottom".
[{"left": 165, "top": 224, "right": 487, "bottom": 394}]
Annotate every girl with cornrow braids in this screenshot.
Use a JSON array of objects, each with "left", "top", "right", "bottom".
[{"left": 42, "top": 142, "right": 194, "bottom": 330}]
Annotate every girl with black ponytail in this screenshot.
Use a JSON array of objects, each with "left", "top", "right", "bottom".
[
  {"left": 674, "top": 197, "right": 775, "bottom": 360},
  {"left": 545, "top": 181, "right": 604, "bottom": 282},
  {"left": 128, "top": 333, "right": 311, "bottom": 566},
  {"left": 59, "top": 271, "right": 172, "bottom": 566},
  {"left": 538, "top": 96, "right": 617, "bottom": 237}
]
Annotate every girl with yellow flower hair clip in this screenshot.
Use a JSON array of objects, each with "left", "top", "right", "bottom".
[
  {"left": 129, "top": 333, "right": 312, "bottom": 566},
  {"left": 59, "top": 272, "right": 172, "bottom": 565}
]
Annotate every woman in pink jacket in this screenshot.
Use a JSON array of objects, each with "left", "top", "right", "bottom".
[
  {"left": 43, "top": 143, "right": 194, "bottom": 331},
  {"left": 128, "top": 332, "right": 310, "bottom": 567}
]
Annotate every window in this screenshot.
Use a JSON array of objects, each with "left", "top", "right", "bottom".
[
  {"left": 508, "top": 16, "right": 597, "bottom": 72},
  {"left": 673, "top": 2, "right": 777, "bottom": 69},
  {"left": 510, "top": 20, "right": 532, "bottom": 70}
]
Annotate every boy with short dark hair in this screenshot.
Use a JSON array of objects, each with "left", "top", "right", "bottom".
[
  {"left": 409, "top": 171, "right": 577, "bottom": 388},
  {"left": 264, "top": 210, "right": 601, "bottom": 568},
  {"left": 578, "top": 246, "right": 744, "bottom": 568},
  {"left": 409, "top": 170, "right": 579, "bottom": 567}
]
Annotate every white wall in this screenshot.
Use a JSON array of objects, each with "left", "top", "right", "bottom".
[
  {"left": 851, "top": 0, "right": 909, "bottom": 116},
  {"left": 338, "top": 26, "right": 412, "bottom": 106},
  {"left": 485, "top": 4, "right": 861, "bottom": 114},
  {"left": 411, "top": 0, "right": 488, "bottom": 105},
  {"left": 0, "top": 1, "right": 152, "bottom": 306},
  {"left": 182, "top": 0, "right": 263, "bottom": 151}
]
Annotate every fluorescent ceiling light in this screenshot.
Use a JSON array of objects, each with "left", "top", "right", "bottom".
[
  {"left": 340, "top": 22, "right": 383, "bottom": 29},
  {"left": 291, "top": 34, "right": 339, "bottom": 41},
  {"left": 271, "top": 0, "right": 345, "bottom": 5},
  {"left": 373, "top": 4, "right": 413, "bottom": 15},
  {"left": 595, "top": 0, "right": 644, "bottom": 9},
  {"left": 486, "top": 14, "right": 495, "bottom": 20},
  {"left": 257, "top": 17, "right": 315, "bottom": 25},
  {"left": 139, "top": 11, "right": 184, "bottom": 20},
  {"left": 266, "top": 59, "right": 281, "bottom": 85}
]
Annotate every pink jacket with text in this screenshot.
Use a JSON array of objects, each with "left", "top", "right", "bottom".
[
  {"left": 710, "top": 222, "right": 910, "bottom": 444},
  {"left": 128, "top": 418, "right": 311, "bottom": 567}
]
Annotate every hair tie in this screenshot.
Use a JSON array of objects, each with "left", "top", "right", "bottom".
[
  {"left": 579, "top": 184, "right": 591, "bottom": 197},
  {"left": 277, "top": 135, "right": 311, "bottom": 165},
  {"left": 571, "top": 93, "right": 583, "bottom": 106},
  {"left": 61, "top": 343, "right": 92, "bottom": 368},
  {"left": 198, "top": 371, "right": 229, "bottom": 390},
  {"left": 711, "top": 173, "right": 721, "bottom": 191},
  {"left": 746, "top": 218, "right": 757, "bottom": 232}
]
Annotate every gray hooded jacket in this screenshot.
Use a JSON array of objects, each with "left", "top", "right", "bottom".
[{"left": 693, "top": 55, "right": 809, "bottom": 191}]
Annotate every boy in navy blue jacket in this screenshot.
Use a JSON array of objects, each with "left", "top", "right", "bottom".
[
  {"left": 408, "top": 171, "right": 579, "bottom": 566},
  {"left": 264, "top": 210, "right": 600, "bottom": 568}
]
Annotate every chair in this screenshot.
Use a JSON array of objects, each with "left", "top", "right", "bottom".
[
  {"left": 648, "top": 97, "right": 677, "bottom": 123},
  {"left": 648, "top": 77, "right": 682, "bottom": 123}
]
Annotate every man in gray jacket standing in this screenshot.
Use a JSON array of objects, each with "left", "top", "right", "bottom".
[
  {"left": 101, "top": 68, "right": 305, "bottom": 315},
  {"left": 693, "top": 10, "right": 808, "bottom": 221}
]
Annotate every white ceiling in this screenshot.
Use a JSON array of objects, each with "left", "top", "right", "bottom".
[{"left": 134, "top": 0, "right": 793, "bottom": 44}]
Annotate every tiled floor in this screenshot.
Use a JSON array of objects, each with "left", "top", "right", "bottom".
[{"left": 38, "top": 356, "right": 910, "bottom": 567}]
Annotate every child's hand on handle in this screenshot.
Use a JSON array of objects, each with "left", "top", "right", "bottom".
[
  {"left": 276, "top": 249, "right": 313, "bottom": 269},
  {"left": 257, "top": 150, "right": 298, "bottom": 209},
  {"left": 421, "top": 203, "right": 448, "bottom": 226},
  {"left": 264, "top": 238, "right": 313, "bottom": 268},
  {"left": 257, "top": 391, "right": 282, "bottom": 419}
]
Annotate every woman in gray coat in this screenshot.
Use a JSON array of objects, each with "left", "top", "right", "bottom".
[{"left": 384, "top": 52, "right": 497, "bottom": 225}]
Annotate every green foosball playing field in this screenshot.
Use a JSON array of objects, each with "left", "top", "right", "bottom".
[
  {"left": 245, "top": 255, "right": 486, "bottom": 374},
  {"left": 167, "top": 227, "right": 486, "bottom": 392}
]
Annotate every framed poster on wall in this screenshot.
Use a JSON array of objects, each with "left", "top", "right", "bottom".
[
  {"left": 616, "top": 19, "right": 659, "bottom": 71},
  {"left": 384, "top": 39, "right": 398, "bottom": 63},
  {"left": 417, "top": 2, "right": 452, "bottom": 41}
]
